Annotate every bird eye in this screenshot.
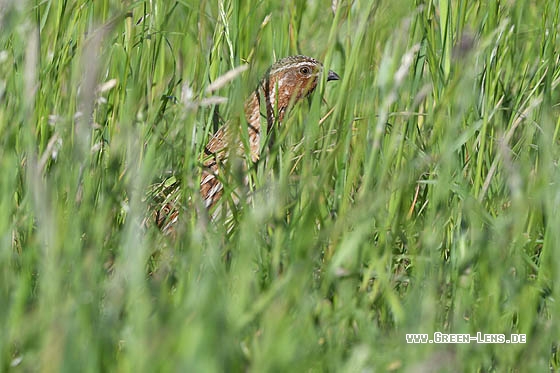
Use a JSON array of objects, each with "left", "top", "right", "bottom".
[{"left": 299, "top": 66, "right": 311, "bottom": 75}]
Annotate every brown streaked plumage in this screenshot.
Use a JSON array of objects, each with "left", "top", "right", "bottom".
[
  {"left": 152, "top": 55, "right": 339, "bottom": 233},
  {"left": 200, "top": 55, "right": 340, "bottom": 209}
]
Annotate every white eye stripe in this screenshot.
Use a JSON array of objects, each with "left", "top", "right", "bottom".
[{"left": 270, "top": 61, "right": 322, "bottom": 75}]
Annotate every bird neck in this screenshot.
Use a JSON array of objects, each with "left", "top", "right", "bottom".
[
  {"left": 244, "top": 87, "right": 262, "bottom": 137},
  {"left": 244, "top": 78, "right": 287, "bottom": 133}
]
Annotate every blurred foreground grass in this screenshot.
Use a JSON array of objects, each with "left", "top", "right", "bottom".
[{"left": 1, "top": 0, "right": 560, "bottom": 371}]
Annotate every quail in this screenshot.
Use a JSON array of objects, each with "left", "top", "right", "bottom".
[{"left": 155, "top": 55, "right": 340, "bottom": 232}]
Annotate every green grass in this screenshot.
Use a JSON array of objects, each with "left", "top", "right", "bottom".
[{"left": 2, "top": 0, "right": 560, "bottom": 371}]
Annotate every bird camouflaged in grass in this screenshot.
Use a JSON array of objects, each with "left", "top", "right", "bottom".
[{"left": 155, "top": 55, "right": 340, "bottom": 233}]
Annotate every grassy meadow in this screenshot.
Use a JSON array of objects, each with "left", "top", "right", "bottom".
[{"left": 2, "top": 0, "right": 560, "bottom": 371}]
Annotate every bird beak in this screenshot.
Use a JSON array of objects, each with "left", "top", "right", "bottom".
[{"left": 327, "top": 70, "right": 340, "bottom": 81}]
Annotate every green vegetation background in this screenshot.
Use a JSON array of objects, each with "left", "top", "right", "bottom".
[{"left": 1, "top": 0, "right": 559, "bottom": 371}]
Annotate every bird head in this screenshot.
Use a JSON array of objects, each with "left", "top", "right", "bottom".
[{"left": 256, "top": 55, "right": 340, "bottom": 125}]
